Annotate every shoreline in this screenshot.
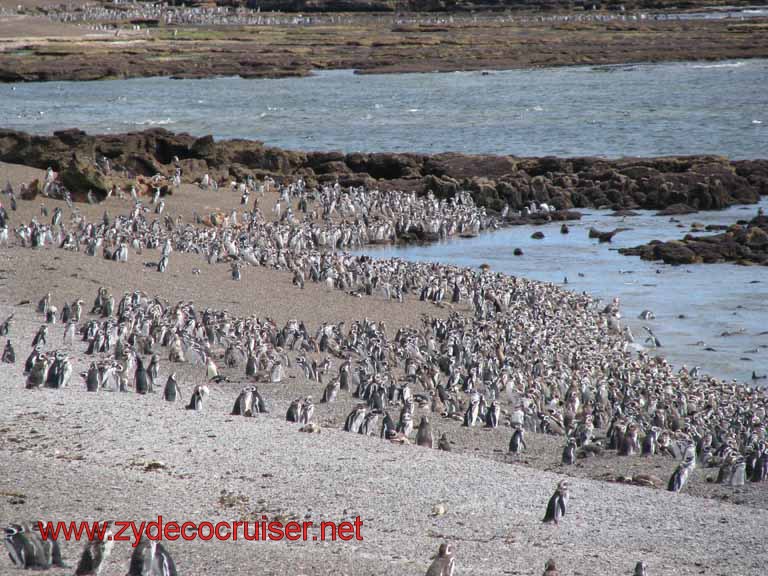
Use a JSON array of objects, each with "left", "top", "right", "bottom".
[
  {"left": 1, "top": 11, "right": 768, "bottom": 83},
  {"left": 1, "top": 158, "right": 767, "bottom": 575}
]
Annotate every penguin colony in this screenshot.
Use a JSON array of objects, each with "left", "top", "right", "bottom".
[{"left": 2, "top": 175, "right": 767, "bottom": 575}]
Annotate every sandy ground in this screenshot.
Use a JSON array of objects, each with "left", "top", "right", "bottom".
[{"left": 1, "top": 161, "right": 768, "bottom": 575}]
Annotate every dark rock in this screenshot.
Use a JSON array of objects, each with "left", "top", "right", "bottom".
[
  {"left": 656, "top": 203, "right": 697, "bottom": 216},
  {"left": 588, "top": 227, "right": 629, "bottom": 243},
  {"left": 61, "top": 154, "right": 108, "bottom": 200},
  {"left": 620, "top": 214, "right": 768, "bottom": 266}
]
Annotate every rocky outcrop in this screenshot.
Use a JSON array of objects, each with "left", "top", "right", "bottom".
[
  {"left": 0, "top": 128, "right": 766, "bottom": 212},
  {"left": 619, "top": 214, "right": 768, "bottom": 265}
]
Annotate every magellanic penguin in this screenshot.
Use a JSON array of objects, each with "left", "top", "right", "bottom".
[
  {"left": 84, "top": 362, "right": 100, "bottom": 392},
  {"left": 135, "top": 357, "right": 149, "bottom": 394},
  {"left": 286, "top": 398, "right": 303, "bottom": 423},
  {"left": 562, "top": 438, "right": 577, "bottom": 465},
  {"left": 4, "top": 522, "right": 66, "bottom": 569},
  {"left": 634, "top": 561, "right": 648, "bottom": 576},
  {"left": 2, "top": 339, "right": 15, "bottom": 363},
  {"left": 186, "top": 384, "right": 209, "bottom": 411},
  {"left": 74, "top": 525, "right": 113, "bottom": 575},
  {"left": 128, "top": 537, "right": 177, "bottom": 576},
  {"left": 416, "top": 416, "right": 434, "bottom": 448},
  {"left": 163, "top": 373, "right": 181, "bottom": 402},
  {"left": 438, "top": 432, "right": 451, "bottom": 452},
  {"left": 26, "top": 355, "right": 50, "bottom": 389},
  {"left": 542, "top": 558, "right": 560, "bottom": 576},
  {"left": 233, "top": 386, "right": 256, "bottom": 416},
  {"left": 668, "top": 458, "right": 695, "bottom": 493},
  {"left": 425, "top": 542, "right": 454, "bottom": 576},
  {"left": 299, "top": 396, "right": 314, "bottom": 424},
  {"left": 543, "top": 480, "right": 569, "bottom": 524},
  {"left": 509, "top": 424, "right": 527, "bottom": 457}
]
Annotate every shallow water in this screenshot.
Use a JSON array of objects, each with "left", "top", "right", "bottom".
[
  {"left": 0, "top": 59, "right": 766, "bottom": 158},
  {"left": 1, "top": 59, "right": 766, "bottom": 383},
  {"left": 359, "top": 198, "right": 768, "bottom": 384}
]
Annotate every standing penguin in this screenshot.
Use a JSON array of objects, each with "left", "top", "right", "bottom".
[
  {"left": 270, "top": 360, "right": 283, "bottom": 383},
  {"left": 135, "top": 357, "right": 149, "bottom": 394},
  {"left": 438, "top": 432, "right": 451, "bottom": 452},
  {"left": 128, "top": 537, "right": 177, "bottom": 576},
  {"left": 416, "top": 416, "right": 434, "bottom": 448},
  {"left": 668, "top": 458, "right": 695, "bottom": 493},
  {"left": 485, "top": 400, "right": 500, "bottom": 428},
  {"left": 509, "top": 424, "right": 527, "bottom": 457},
  {"left": 425, "top": 542, "right": 454, "bottom": 576},
  {"left": 286, "top": 398, "right": 303, "bottom": 423},
  {"left": 26, "top": 355, "right": 49, "bottom": 388},
  {"left": 186, "top": 384, "right": 209, "bottom": 411},
  {"left": 2, "top": 340, "right": 15, "bottom": 363},
  {"left": 4, "top": 523, "right": 66, "bottom": 569},
  {"left": 634, "top": 561, "right": 648, "bottom": 576},
  {"left": 543, "top": 480, "right": 569, "bottom": 524},
  {"left": 163, "top": 373, "right": 181, "bottom": 402},
  {"left": 74, "top": 526, "right": 113, "bottom": 576},
  {"left": 31, "top": 325, "right": 48, "bottom": 348},
  {"left": 562, "top": 438, "right": 577, "bottom": 465},
  {"left": 147, "top": 354, "right": 160, "bottom": 392},
  {"left": 84, "top": 362, "right": 100, "bottom": 392},
  {"left": 300, "top": 396, "right": 314, "bottom": 424}
]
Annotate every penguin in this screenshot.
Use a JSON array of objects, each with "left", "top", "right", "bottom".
[
  {"left": 128, "top": 537, "right": 177, "bottom": 576},
  {"left": 562, "top": 438, "right": 577, "bottom": 465},
  {"left": 232, "top": 386, "right": 255, "bottom": 416},
  {"left": 321, "top": 379, "right": 340, "bottom": 403},
  {"left": 543, "top": 559, "right": 560, "bottom": 576},
  {"left": 31, "top": 325, "right": 48, "bottom": 348},
  {"left": 381, "top": 411, "right": 398, "bottom": 440},
  {"left": 425, "top": 542, "right": 454, "bottom": 576},
  {"left": 245, "top": 353, "right": 257, "bottom": 377},
  {"left": 359, "top": 410, "right": 379, "bottom": 436},
  {"left": 286, "top": 398, "right": 303, "bottom": 423},
  {"left": 642, "top": 427, "right": 658, "bottom": 456},
  {"left": 344, "top": 405, "right": 367, "bottom": 433},
  {"left": 0, "top": 313, "right": 13, "bottom": 336},
  {"left": 205, "top": 356, "right": 219, "bottom": 381},
  {"left": 299, "top": 396, "right": 314, "bottom": 424},
  {"left": 147, "top": 354, "right": 160, "bottom": 392},
  {"left": 4, "top": 523, "right": 66, "bottom": 569},
  {"left": 634, "top": 561, "right": 648, "bottom": 576},
  {"left": 668, "top": 459, "right": 694, "bottom": 493},
  {"left": 2, "top": 339, "right": 15, "bottom": 363},
  {"left": 135, "top": 357, "right": 149, "bottom": 394},
  {"left": 270, "top": 360, "right": 283, "bottom": 383},
  {"left": 74, "top": 526, "right": 113, "bottom": 576},
  {"left": 24, "top": 347, "right": 41, "bottom": 374},
  {"left": 438, "top": 432, "right": 451, "bottom": 452},
  {"left": 509, "top": 424, "right": 527, "bottom": 457},
  {"left": 463, "top": 399, "right": 479, "bottom": 427},
  {"left": 543, "top": 480, "right": 569, "bottom": 524},
  {"left": 26, "top": 355, "right": 49, "bottom": 388},
  {"left": 185, "top": 384, "right": 209, "bottom": 411},
  {"left": 163, "top": 373, "right": 181, "bottom": 402},
  {"left": 84, "top": 362, "right": 100, "bottom": 392},
  {"left": 416, "top": 416, "right": 434, "bottom": 448},
  {"left": 485, "top": 400, "right": 500, "bottom": 428}
]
